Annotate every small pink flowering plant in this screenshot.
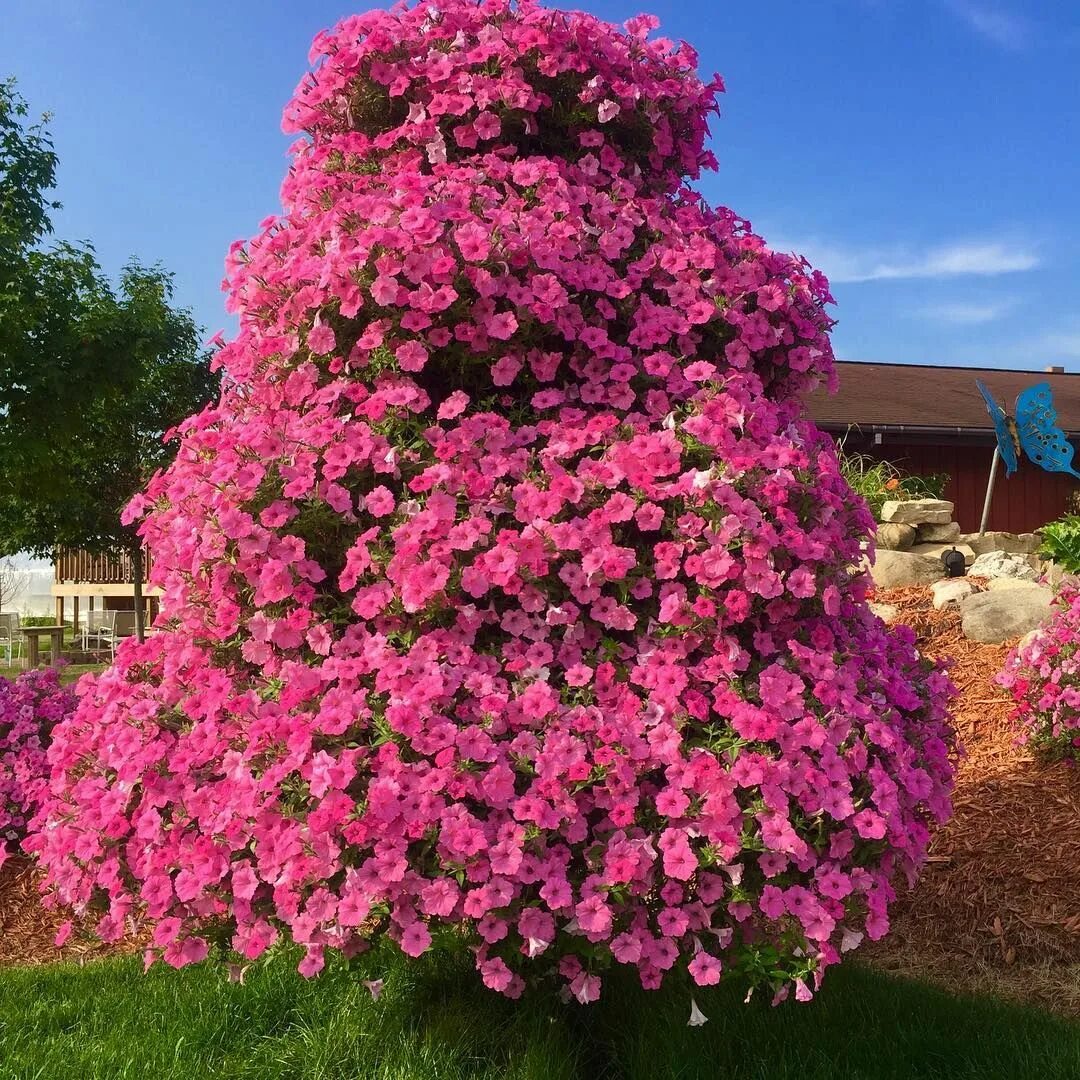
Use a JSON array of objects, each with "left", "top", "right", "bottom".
[
  {"left": 28, "top": 0, "right": 955, "bottom": 1004},
  {"left": 0, "top": 668, "right": 77, "bottom": 869},
  {"left": 999, "top": 583, "right": 1080, "bottom": 762}
]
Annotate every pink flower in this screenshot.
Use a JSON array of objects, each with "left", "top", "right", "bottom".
[
  {"left": 437, "top": 391, "right": 470, "bottom": 420},
  {"left": 479, "top": 957, "right": 514, "bottom": 992},
  {"left": 165, "top": 936, "right": 210, "bottom": 970},
  {"left": 455, "top": 223, "right": 490, "bottom": 263},
  {"left": 565, "top": 664, "right": 592, "bottom": 687},
  {"left": 396, "top": 341, "right": 429, "bottom": 372},
  {"left": 491, "top": 355, "right": 522, "bottom": 386},
  {"left": 661, "top": 833, "right": 698, "bottom": 880},
  {"left": 684, "top": 361, "right": 717, "bottom": 382},
  {"left": 486, "top": 312, "right": 518, "bottom": 341},
  {"left": 597, "top": 100, "right": 620, "bottom": 123},
  {"left": 688, "top": 951, "right": 722, "bottom": 986},
  {"left": 255, "top": 560, "right": 293, "bottom": 604},
  {"left": 399, "top": 922, "right": 432, "bottom": 957},
  {"left": 474, "top": 111, "right": 501, "bottom": 139},
  {"left": 298, "top": 946, "right": 325, "bottom": 978},
  {"left": 307, "top": 321, "right": 336, "bottom": 355},
  {"left": 365, "top": 487, "right": 395, "bottom": 517},
  {"left": 575, "top": 894, "right": 613, "bottom": 937},
  {"left": 571, "top": 971, "right": 602, "bottom": 1004}
]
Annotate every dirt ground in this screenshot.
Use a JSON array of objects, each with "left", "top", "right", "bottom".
[{"left": 2, "top": 586, "right": 1079, "bottom": 1012}]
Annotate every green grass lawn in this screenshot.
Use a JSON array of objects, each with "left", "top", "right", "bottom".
[
  {"left": 0, "top": 662, "right": 104, "bottom": 685},
  {"left": 0, "top": 949, "right": 1077, "bottom": 1080}
]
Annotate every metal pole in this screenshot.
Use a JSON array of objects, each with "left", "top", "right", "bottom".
[{"left": 978, "top": 446, "right": 1001, "bottom": 537}]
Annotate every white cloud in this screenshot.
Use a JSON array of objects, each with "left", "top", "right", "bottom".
[
  {"left": 985, "top": 327, "right": 1080, "bottom": 367},
  {"left": 922, "top": 298, "right": 1017, "bottom": 325},
  {"left": 944, "top": 0, "right": 1033, "bottom": 49},
  {"left": 770, "top": 238, "right": 1040, "bottom": 284},
  {"left": 1041, "top": 332, "right": 1080, "bottom": 359}
]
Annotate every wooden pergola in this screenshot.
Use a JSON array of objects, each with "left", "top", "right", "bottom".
[{"left": 52, "top": 548, "right": 162, "bottom": 629}]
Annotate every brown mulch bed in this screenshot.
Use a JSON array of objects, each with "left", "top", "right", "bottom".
[
  {"left": 0, "top": 856, "right": 137, "bottom": 967},
  {"left": 867, "top": 585, "right": 1080, "bottom": 1011}
]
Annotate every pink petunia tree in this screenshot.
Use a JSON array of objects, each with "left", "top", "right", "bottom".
[{"left": 28, "top": 0, "right": 955, "bottom": 1003}]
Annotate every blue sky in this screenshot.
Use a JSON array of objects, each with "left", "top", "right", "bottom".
[{"left": 3, "top": 0, "right": 1079, "bottom": 369}]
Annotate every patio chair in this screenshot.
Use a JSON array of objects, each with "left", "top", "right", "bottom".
[
  {"left": 114, "top": 611, "right": 138, "bottom": 640},
  {"left": 0, "top": 613, "right": 21, "bottom": 666},
  {"left": 84, "top": 609, "right": 118, "bottom": 659}
]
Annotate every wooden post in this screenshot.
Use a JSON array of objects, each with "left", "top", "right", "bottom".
[
  {"left": 132, "top": 545, "right": 146, "bottom": 643},
  {"left": 978, "top": 446, "right": 1001, "bottom": 537},
  {"left": 72, "top": 596, "right": 80, "bottom": 645},
  {"left": 55, "top": 595, "right": 64, "bottom": 627}
]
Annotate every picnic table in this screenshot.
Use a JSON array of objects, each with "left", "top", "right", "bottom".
[{"left": 20, "top": 625, "right": 66, "bottom": 668}]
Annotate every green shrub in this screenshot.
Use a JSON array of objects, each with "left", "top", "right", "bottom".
[
  {"left": 837, "top": 449, "right": 949, "bottom": 523},
  {"left": 1039, "top": 515, "right": 1080, "bottom": 573}
]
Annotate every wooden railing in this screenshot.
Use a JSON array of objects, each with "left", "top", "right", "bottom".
[{"left": 54, "top": 548, "right": 153, "bottom": 585}]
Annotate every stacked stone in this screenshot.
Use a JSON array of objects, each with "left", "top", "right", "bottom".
[
  {"left": 876, "top": 500, "right": 1043, "bottom": 565},
  {"left": 869, "top": 499, "right": 1057, "bottom": 644},
  {"left": 875, "top": 499, "right": 973, "bottom": 563}
]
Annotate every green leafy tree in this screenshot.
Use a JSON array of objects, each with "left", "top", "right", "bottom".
[{"left": 0, "top": 80, "right": 219, "bottom": 640}]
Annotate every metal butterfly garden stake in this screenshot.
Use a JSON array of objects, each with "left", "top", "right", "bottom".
[{"left": 975, "top": 379, "right": 1080, "bottom": 534}]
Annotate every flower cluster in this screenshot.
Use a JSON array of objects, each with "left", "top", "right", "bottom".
[
  {"left": 0, "top": 668, "right": 77, "bottom": 869},
  {"left": 28, "top": 0, "right": 955, "bottom": 1004},
  {"left": 999, "top": 585, "right": 1080, "bottom": 761}
]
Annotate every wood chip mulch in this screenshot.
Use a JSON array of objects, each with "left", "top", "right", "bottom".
[
  {"left": 867, "top": 585, "right": 1080, "bottom": 1011},
  {"left": 0, "top": 855, "right": 144, "bottom": 967}
]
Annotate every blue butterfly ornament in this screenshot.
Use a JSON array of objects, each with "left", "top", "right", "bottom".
[{"left": 975, "top": 380, "right": 1080, "bottom": 480}]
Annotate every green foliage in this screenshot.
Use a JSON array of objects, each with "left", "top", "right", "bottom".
[
  {"left": 1, "top": 80, "right": 121, "bottom": 479},
  {"left": 1039, "top": 515, "right": 1080, "bottom": 573},
  {"left": 0, "top": 80, "right": 219, "bottom": 575},
  {"left": 838, "top": 449, "right": 949, "bottom": 522},
  {"left": 0, "top": 949, "right": 1076, "bottom": 1080},
  {"left": 0, "top": 77, "right": 59, "bottom": 253}
]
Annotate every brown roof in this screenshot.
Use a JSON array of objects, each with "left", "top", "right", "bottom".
[{"left": 806, "top": 361, "right": 1080, "bottom": 434}]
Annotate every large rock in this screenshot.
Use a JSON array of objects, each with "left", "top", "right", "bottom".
[
  {"left": 869, "top": 602, "right": 901, "bottom": 625},
  {"left": 916, "top": 521, "right": 961, "bottom": 543},
  {"left": 968, "top": 551, "right": 1038, "bottom": 581},
  {"left": 876, "top": 523, "right": 916, "bottom": 551},
  {"left": 960, "top": 585, "right": 1053, "bottom": 643},
  {"left": 911, "top": 542, "right": 976, "bottom": 566},
  {"left": 1042, "top": 561, "right": 1069, "bottom": 589},
  {"left": 960, "top": 531, "right": 1043, "bottom": 556},
  {"left": 880, "top": 499, "right": 954, "bottom": 525},
  {"left": 870, "top": 549, "right": 945, "bottom": 588},
  {"left": 931, "top": 579, "right": 975, "bottom": 608},
  {"left": 987, "top": 576, "right": 1040, "bottom": 592}
]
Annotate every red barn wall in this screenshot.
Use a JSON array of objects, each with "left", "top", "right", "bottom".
[{"left": 833, "top": 436, "right": 1080, "bottom": 535}]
